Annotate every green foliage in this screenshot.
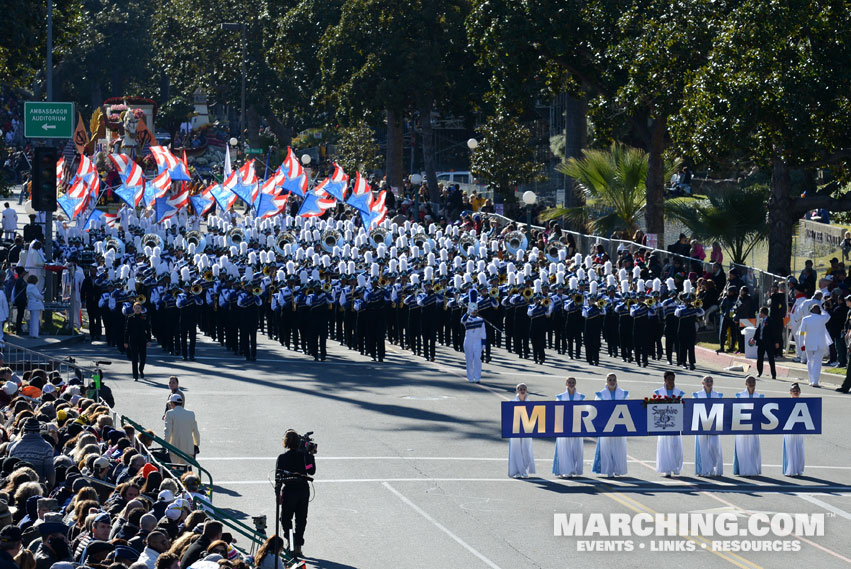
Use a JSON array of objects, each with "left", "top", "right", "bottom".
[
  {"left": 666, "top": 185, "right": 770, "bottom": 265},
  {"left": 470, "top": 113, "right": 544, "bottom": 204},
  {"left": 157, "top": 96, "right": 193, "bottom": 139},
  {"left": 335, "top": 121, "right": 381, "bottom": 174},
  {"left": 542, "top": 143, "right": 679, "bottom": 235}
]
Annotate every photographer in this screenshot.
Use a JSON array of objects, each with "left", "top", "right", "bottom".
[{"left": 275, "top": 430, "right": 316, "bottom": 557}]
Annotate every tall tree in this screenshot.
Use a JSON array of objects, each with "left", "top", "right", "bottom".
[{"left": 673, "top": 0, "right": 851, "bottom": 274}]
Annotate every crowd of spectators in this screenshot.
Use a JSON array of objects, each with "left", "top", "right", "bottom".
[{"left": 0, "top": 366, "right": 282, "bottom": 569}]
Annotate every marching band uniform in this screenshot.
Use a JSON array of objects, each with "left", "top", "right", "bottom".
[
  {"left": 582, "top": 300, "right": 604, "bottom": 366},
  {"left": 675, "top": 293, "right": 704, "bottom": 371},
  {"left": 527, "top": 298, "right": 550, "bottom": 365},
  {"left": 177, "top": 288, "right": 203, "bottom": 360},
  {"left": 461, "top": 303, "right": 485, "bottom": 382},
  {"left": 693, "top": 388, "right": 724, "bottom": 476},
  {"left": 592, "top": 385, "right": 629, "bottom": 477},
  {"left": 616, "top": 297, "right": 634, "bottom": 363},
  {"left": 733, "top": 388, "right": 763, "bottom": 476},
  {"left": 653, "top": 386, "right": 685, "bottom": 476},
  {"left": 552, "top": 388, "right": 585, "bottom": 477},
  {"left": 124, "top": 306, "right": 151, "bottom": 381},
  {"left": 630, "top": 298, "right": 654, "bottom": 367},
  {"left": 564, "top": 294, "right": 583, "bottom": 360}
]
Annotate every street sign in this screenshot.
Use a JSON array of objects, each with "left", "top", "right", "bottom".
[
  {"left": 24, "top": 101, "right": 74, "bottom": 139},
  {"left": 246, "top": 147, "right": 264, "bottom": 155}
]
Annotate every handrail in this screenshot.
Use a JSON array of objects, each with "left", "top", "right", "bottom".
[
  {"left": 119, "top": 415, "right": 214, "bottom": 501},
  {"left": 1, "top": 343, "right": 97, "bottom": 384}
]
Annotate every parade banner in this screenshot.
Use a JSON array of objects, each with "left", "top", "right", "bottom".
[{"left": 501, "top": 399, "right": 821, "bottom": 438}]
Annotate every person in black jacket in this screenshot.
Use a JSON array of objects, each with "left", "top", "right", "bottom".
[
  {"left": 754, "top": 307, "right": 778, "bottom": 379},
  {"left": 10, "top": 267, "right": 26, "bottom": 335},
  {"left": 124, "top": 302, "right": 151, "bottom": 381},
  {"left": 767, "top": 283, "right": 787, "bottom": 357},
  {"left": 276, "top": 430, "right": 316, "bottom": 557},
  {"left": 733, "top": 287, "right": 756, "bottom": 353},
  {"left": 0, "top": 524, "right": 22, "bottom": 569},
  {"left": 80, "top": 266, "right": 102, "bottom": 341}
]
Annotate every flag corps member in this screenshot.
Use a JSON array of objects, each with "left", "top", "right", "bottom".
[
  {"left": 553, "top": 377, "right": 585, "bottom": 478},
  {"left": 592, "top": 373, "right": 629, "bottom": 477},
  {"left": 461, "top": 290, "right": 485, "bottom": 383},
  {"left": 508, "top": 383, "right": 536, "bottom": 478},
  {"left": 654, "top": 371, "right": 684, "bottom": 477},
  {"left": 693, "top": 375, "right": 724, "bottom": 477},
  {"left": 782, "top": 383, "right": 805, "bottom": 477}
]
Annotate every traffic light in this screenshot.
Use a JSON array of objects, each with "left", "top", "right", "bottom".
[{"left": 32, "top": 147, "right": 58, "bottom": 212}]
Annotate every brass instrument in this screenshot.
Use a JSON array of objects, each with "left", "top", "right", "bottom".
[
  {"left": 370, "top": 227, "right": 390, "bottom": 248},
  {"left": 434, "top": 283, "right": 444, "bottom": 294},
  {"left": 263, "top": 265, "right": 274, "bottom": 277},
  {"left": 626, "top": 299, "right": 634, "bottom": 308},
  {"left": 191, "top": 284, "right": 203, "bottom": 295},
  {"left": 306, "top": 287, "right": 315, "bottom": 296},
  {"left": 227, "top": 228, "right": 245, "bottom": 248},
  {"left": 412, "top": 233, "right": 428, "bottom": 249},
  {"left": 694, "top": 299, "right": 703, "bottom": 308},
  {"left": 646, "top": 297, "right": 656, "bottom": 307},
  {"left": 573, "top": 293, "right": 584, "bottom": 304},
  {"left": 252, "top": 286, "right": 263, "bottom": 296},
  {"left": 459, "top": 234, "right": 477, "bottom": 256},
  {"left": 171, "top": 289, "right": 181, "bottom": 299},
  {"left": 504, "top": 230, "right": 528, "bottom": 255},
  {"left": 275, "top": 232, "right": 296, "bottom": 255},
  {"left": 522, "top": 287, "right": 534, "bottom": 300},
  {"left": 142, "top": 233, "right": 163, "bottom": 250},
  {"left": 597, "top": 299, "right": 607, "bottom": 309},
  {"left": 545, "top": 240, "right": 565, "bottom": 263},
  {"left": 542, "top": 297, "right": 551, "bottom": 308},
  {"left": 489, "top": 287, "right": 499, "bottom": 297},
  {"left": 135, "top": 294, "right": 147, "bottom": 304},
  {"left": 379, "top": 277, "right": 390, "bottom": 287},
  {"left": 549, "top": 274, "right": 557, "bottom": 284},
  {"left": 323, "top": 282, "right": 332, "bottom": 293},
  {"left": 498, "top": 274, "right": 508, "bottom": 285},
  {"left": 321, "top": 228, "right": 342, "bottom": 253},
  {"left": 185, "top": 230, "right": 206, "bottom": 253},
  {"left": 203, "top": 270, "right": 214, "bottom": 282},
  {"left": 105, "top": 237, "right": 125, "bottom": 256}
]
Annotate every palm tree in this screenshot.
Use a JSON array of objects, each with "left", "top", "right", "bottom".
[
  {"left": 542, "top": 143, "right": 680, "bottom": 236},
  {"left": 665, "top": 185, "right": 769, "bottom": 265}
]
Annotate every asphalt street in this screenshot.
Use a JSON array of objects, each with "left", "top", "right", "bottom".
[{"left": 45, "top": 328, "right": 851, "bottom": 569}]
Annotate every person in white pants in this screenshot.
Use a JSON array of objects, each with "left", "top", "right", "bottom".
[
  {"left": 0, "top": 285, "right": 8, "bottom": 345},
  {"left": 26, "top": 275, "right": 44, "bottom": 338},
  {"left": 798, "top": 304, "right": 831, "bottom": 386},
  {"left": 461, "top": 303, "right": 485, "bottom": 383}
]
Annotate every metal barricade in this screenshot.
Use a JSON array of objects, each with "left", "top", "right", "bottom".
[{"left": 1, "top": 342, "right": 94, "bottom": 384}]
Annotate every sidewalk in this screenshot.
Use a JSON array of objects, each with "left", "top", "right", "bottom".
[
  {"left": 695, "top": 345, "right": 846, "bottom": 389},
  {"left": 4, "top": 332, "right": 86, "bottom": 351}
]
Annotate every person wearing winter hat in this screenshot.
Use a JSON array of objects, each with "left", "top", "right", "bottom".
[{"left": 8, "top": 419, "right": 54, "bottom": 487}]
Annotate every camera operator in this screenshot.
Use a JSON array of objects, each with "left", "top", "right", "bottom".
[{"left": 275, "top": 430, "right": 316, "bottom": 557}]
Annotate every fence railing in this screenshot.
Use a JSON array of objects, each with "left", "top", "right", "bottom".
[
  {"left": 480, "top": 212, "right": 787, "bottom": 309},
  {"left": 1, "top": 342, "right": 96, "bottom": 383}
]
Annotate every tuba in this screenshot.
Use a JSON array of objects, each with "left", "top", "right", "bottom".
[
  {"left": 545, "top": 240, "right": 565, "bottom": 263},
  {"left": 412, "top": 233, "right": 428, "bottom": 250},
  {"left": 105, "top": 237, "right": 125, "bottom": 256},
  {"left": 459, "top": 234, "right": 477, "bottom": 257},
  {"left": 185, "top": 230, "right": 207, "bottom": 253},
  {"left": 321, "top": 228, "right": 342, "bottom": 253},
  {"left": 227, "top": 228, "right": 245, "bottom": 249},
  {"left": 504, "top": 231, "right": 528, "bottom": 256},
  {"left": 142, "top": 233, "right": 163, "bottom": 250},
  {"left": 274, "top": 232, "right": 296, "bottom": 256},
  {"left": 369, "top": 227, "right": 390, "bottom": 248}
]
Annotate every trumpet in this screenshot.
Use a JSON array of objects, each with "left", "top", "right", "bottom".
[
  {"left": 135, "top": 294, "right": 147, "bottom": 304},
  {"left": 191, "top": 284, "right": 203, "bottom": 295},
  {"left": 522, "top": 287, "right": 534, "bottom": 300}
]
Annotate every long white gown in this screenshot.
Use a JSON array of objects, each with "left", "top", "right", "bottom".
[
  {"left": 592, "top": 387, "right": 629, "bottom": 476},
  {"left": 508, "top": 395, "right": 536, "bottom": 477},
  {"left": 553, "top": 390, "right": 585, "bottom": 476},
  {"left": 733, "top": 390, "right": 764, "bottom": 476},
  {"left": 693, "top": 389, "right": 724, "bottom": 476},
  {"left": 782, "top": 434, "right": 805, "bottom": 476},
  {"left": 461, "top": 314, "right": 485, "bottom": 382},
  {"left": 654, "top": 387, "right": 684, "bottom": 475}
]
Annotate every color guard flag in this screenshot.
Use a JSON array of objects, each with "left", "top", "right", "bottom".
[
  {"left": 255, "top": 192, "right": 289, "bottom": 219},
  {"left": 298, "top": 188, "right": 336, "bottom": 218},
  {"left": 315, "top": 163, "right": 348, "bottom": 202},
  {"left": 154, "top": 196, "right": 178, "bottom": 222},
  {"left": 150, "top": 146, "right": 191, "bottom": 181},
  {"left": 281, "top": 147, "right": 308, "bottom": 197},
  {"left": 209, "top": 183, "right": 238, "bottom": 211},
  {"left": 189, "top": 194, "right": 214, "bottom": 217},
  {"left": 345, "top": 172, "right": 372, "bottom": 214}
]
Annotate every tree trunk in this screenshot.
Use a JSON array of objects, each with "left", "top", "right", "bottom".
[
  {"left": 91, "top": 82, "right": 103, "bottom": 115},
  {"left": 767, "top": 158, "right": 794, "bottom": 275},
  {"left": 246, "top": 106, "right": 261, "bottom": 148},
  {"left": 385, "top": 109, "right": 403, "bottom": 191},
  {"left": 264, "top": 113, "right": 291, "bottom": 149},
  {"left": 563, "top": 94, "right": 587, "bottom": 209},
  {"left": 644, "top": 115, "right": 667, "bottom": 248},
  {"left": 420, "top": 99, "right": 439, "bottom": 204}
]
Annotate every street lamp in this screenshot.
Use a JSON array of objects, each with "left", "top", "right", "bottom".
[
  {"left": 221, "top": 23, "right": 246, "bottom": 146},
  {"left": 467, "top": 138, "right": 478, "bottom": 150},
  {"left": 301, "top": 154, "right": 311, "bottom": 165},
  {"left": 522, "top": 190, "right": 537, "bottom": 240}
]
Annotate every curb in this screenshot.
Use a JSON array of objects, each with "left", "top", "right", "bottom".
[{"left": 695, "top": 345, "right": 845, "bottom": 389}]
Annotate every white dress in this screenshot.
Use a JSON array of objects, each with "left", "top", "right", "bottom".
[
  {"left": 733, "top": 390, "right": 764, "bottom": 476},
  {"left": 654, "top": 387, "right": 684, "bottom": 475},
  {"left": 693, "top": 389, "right": 724, "bottom": 476},
  {"left": 508, "top": 395, "right": 536, "bottom": 478},
  {"left": 592, "top": 387, "right": 629, "bottom": 476},
  {"left": 461, "top": 314, "right": 485, "bottom": 382},
  {"left": 553, "top": 391, "right": 585, "bottom": 477},
  {"left": 782, "top": 434, "right": 805, "bottom": 476}
]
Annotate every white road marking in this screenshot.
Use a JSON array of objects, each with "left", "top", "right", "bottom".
[
  {"left": 382, "top": 482, "right": 505, "bottom": 569},
  {"left": 795, "top": 493, "right": 851, "bottom": 521}
]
